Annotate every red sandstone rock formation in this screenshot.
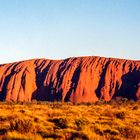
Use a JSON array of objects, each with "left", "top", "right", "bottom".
[{"left": 0, "top": 56, "right": 140, "bottom": 102}]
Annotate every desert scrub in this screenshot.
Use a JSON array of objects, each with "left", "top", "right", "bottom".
[
  {"left": 0, "top": 101, "right": 140, "bottom": 139},
  {"left": 118, "top": 126, "right": 140, "bottom": 139},
  {"left": 49, "top": 118, "right": 68, "bottom": 129},
  {"left": 132, "top": 105, "right": 139, "bottom": 110},
  {"left": 115, "top": 111, "right": 125, "bottom": 120},
  {"left": 2, "top": 131, "right": 43, "bottom": 140},
  {"left": 9, "top": 119, "right": 35, "bottom": 133},
  {"left": 75, "top": 118, "right": 89, "bottom": 131}
]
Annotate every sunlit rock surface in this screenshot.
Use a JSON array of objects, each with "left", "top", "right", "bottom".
[{"left": 0, "top": 56, "right": 140, "bottom": 102}]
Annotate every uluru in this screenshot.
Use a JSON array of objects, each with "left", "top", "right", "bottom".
[{"left": 0, "top": 56, "right": 140, "bottom": 103}]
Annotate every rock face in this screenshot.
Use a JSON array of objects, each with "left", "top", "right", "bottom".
[{"left": 0, "top": 56, "right": 140, "bottom": 102}]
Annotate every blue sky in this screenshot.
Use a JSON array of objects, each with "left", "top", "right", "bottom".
[{"left": 0, "top": 0, "right": 140, "bottom": 64}]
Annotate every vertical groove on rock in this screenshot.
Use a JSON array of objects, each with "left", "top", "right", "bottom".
[
  {"left": 0, "top": 63, "right": 20, "bottom": 101},
  {"left": 95, "top": 60, "right": 110, "bottom": 99}
]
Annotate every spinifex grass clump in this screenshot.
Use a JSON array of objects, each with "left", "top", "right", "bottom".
[
  {"left": 49, "top": 118, "right": 68, "bottom": 129},
  {"left": 10, "top": 119, "right": 34, "bottom": 133}
]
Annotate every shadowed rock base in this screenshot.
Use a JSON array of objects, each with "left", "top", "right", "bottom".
[{"left": 0, "top": 56, "right": 140, "bottom": 103}]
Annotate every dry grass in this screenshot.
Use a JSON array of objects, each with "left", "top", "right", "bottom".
[{"left": 0, "top": 100, "right": 140, "bottom": 140}]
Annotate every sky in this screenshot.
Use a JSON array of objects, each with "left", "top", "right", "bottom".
[{"left": 0, "top": 0, "right": 140, "bottom": 64}]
